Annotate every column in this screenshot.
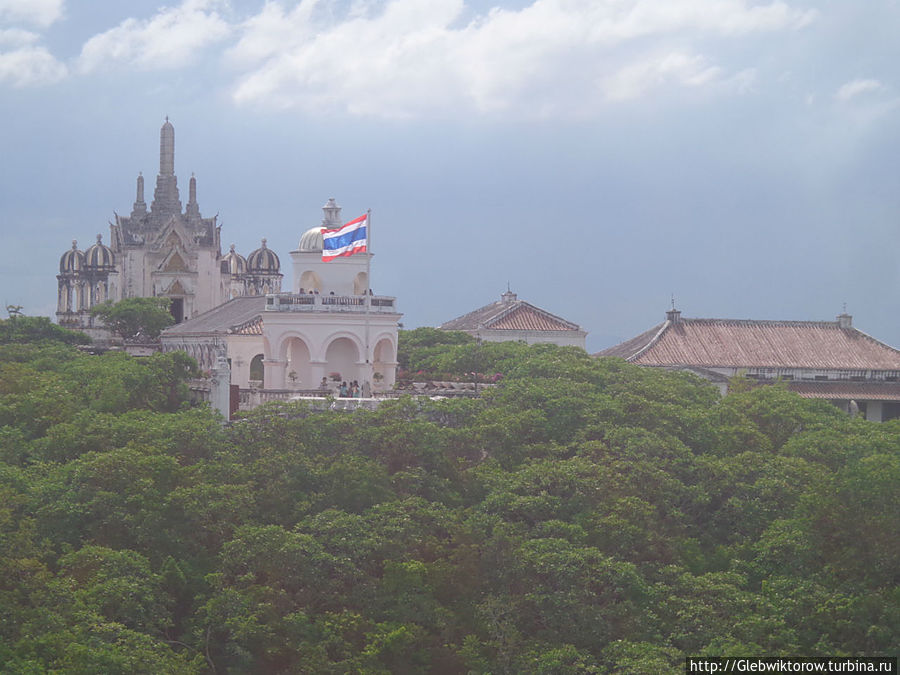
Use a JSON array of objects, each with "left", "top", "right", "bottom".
[{"left": 263, "top": 358, "right": 287, "bottom": 390}]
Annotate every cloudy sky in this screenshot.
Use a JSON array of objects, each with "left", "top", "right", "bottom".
[{"left": 1, "top": 0, "right": 899, "bottom": 351}]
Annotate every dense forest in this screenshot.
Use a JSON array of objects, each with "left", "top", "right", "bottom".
[{"left": 0, "top": 319, "right": 896, "bottom": 673}]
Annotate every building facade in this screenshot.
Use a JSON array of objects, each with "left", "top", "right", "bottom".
[
  {"left": 56, "top": 119, "right": 281, "bottom": 336},
  {"left": 161, "top": 200, "right": 401, "bottom": 396},
  {"left": 597, "top": 308, "right": 900, "bottom": 422},
  {"left": 440, "top": 290, "right": 587, "bottom": 349}
]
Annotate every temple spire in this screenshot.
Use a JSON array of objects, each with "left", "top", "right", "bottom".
[
  {"left": 186, "top": 172, "right": 200, "bottom": 219},
  {"left": 150, "top": 118, "right": 182, "bottom": 219},
  {"left": 160, "top": 117, "right": 174, "bottom": 176},
  {"left": 132, "top": 172, "right": 147, "bottom": 216}
]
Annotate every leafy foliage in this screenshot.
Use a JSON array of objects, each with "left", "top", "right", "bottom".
[
  {"left": 0, "top": 315, "right": 89, "bottom": 345},
  {"left": 1, "top": 326, "right": 897, "bottom": 672},
  {"left": 91, "top": 297, "right": 175, "bottom": 340}
]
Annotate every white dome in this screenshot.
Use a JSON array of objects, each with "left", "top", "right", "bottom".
[{"left": 298, "top": 226, "right": 323, "bottom": 252}]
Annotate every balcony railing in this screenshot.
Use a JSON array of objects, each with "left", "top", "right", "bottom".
[{"left": 265, "top": 293, "right": 397, "bottom": 313}]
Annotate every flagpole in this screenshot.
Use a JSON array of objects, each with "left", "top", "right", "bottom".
[{"left": 365, "top": 209, "right": 372, "bottom": 385}]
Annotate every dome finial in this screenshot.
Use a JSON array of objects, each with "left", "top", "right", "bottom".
[
  {"left": 96, "top": 233, "right": 102, "bottom": 243},
  {"left": 71, "top": 240, "right": 78, "bottom": 249},
  {"left": 261, "top": 238, "right": 267, "bottom": 248},
  {"left": 230, "top": 243, "right": 236, "bottom": 252}
]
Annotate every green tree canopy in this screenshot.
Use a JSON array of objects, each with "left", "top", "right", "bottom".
[
  {"left": 0, "top": 315, "right": 89, "bottom": 345},
  {"left": 91, "top": 297, "right": 174, "bottom": 340},
  {"left": 2, "top": 330, "right": 898, "bottom": 672}
]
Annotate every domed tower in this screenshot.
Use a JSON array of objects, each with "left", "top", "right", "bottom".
[
  {"left": 57, "top": 240, "right": 86, "bottom": 325},
  {"left": 291, "top": 198, "right": 370, "bottom": 295},
  {"left": 83, "top": 234, "right": 118, "bottom": 308},
  {"left": 221, "top": 244, "right": 248, "bottom": 299},
  {"left": 245, "top": 239, "right": 282, "bottom": 295}
]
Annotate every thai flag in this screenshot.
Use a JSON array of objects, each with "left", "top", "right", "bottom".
[{"left": 322, "top": 214, "right": 368, "bottom": 261}]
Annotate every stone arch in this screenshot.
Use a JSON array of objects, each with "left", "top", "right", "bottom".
[
  {"left": 249, "top": 353, "right": 265, "bottom": 386},
  {"left": 300, "top": 270, "right": 321, "bottom": 293},
  {"left": 279, "top": 335, "right": 313, "bottom": 389},
  {"left": 62, "top": 283, "right": 73, "bottom": 313},
  {"left": 373, "top": 335, "right": 397, "bottom": 390},
  {"left": 323, "top": 335, "right": 362, "bottom": 385},
  {"left": 353, "top": 271, "right": 368, "bottom": 295}
]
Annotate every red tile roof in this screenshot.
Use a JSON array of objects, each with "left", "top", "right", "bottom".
[
  {"left": 488, "top": 304, "right": 581, "bottom": 331},
  {"left": 597, "top": 318, "right": 900, "bottom": 371},
  {"left": 441, "top": 297, "right": 582, "bottom": 333}
]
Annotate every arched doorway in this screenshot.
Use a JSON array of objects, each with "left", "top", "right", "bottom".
[
  {"left": 284, "top": 338, "right": 312, "bottom": 389},
  {"left": 353, "top": 271, "right": 368, "bottom": 295},
  {"left": 300, "top": 271, "right": 322, "bottom": 293},
  {"left": 249, "top": 354, "right": 265, "bottom": 387},
  {"left": 325, "top": 337, "right": 360, "bottom": 385},
  {"left": 373, "top": 337, "right": 395, "bottom": 390}
]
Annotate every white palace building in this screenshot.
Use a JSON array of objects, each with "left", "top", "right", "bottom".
[{"left": 57, "top": 120, "right": 401, "bottom": 403}]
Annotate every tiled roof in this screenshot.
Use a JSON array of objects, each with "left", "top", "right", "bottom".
[
  {"left": 596, "top": 317, "right": 900, "bottom": 371},
  {"left": 233, "top": 317, "right": 263, "bottom": 335},
  {"left": 441, "top": 297, "right": 582, "bottom": 333},
  {"left": 597, "top": 323, "right": 666, "bottom": 360},
  {"left": 787, "top": 381, "right": 900, "bottom": 401},
  {"left": 162, "top": 296, "right": 266, "bottom": 336}
]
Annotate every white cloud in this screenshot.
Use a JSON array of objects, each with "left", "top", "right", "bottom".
[
  {"left": 0, "top": 45, "right": 66, "bottom": 86},
  {"left": 76, "top": 0, "right": 231, "bottom": 73},
  {"left": 227, "top": 0, "right": 817, "bottom": 118},
  {"left": 0, "top": 0, "right": 63, "bottom": 28},
  {"left": 835, "top": 78, "right": 884, "bottom": 102},
  {"left": 0, "top": 27, "right": 39, "bottom": 48},
  {"left": 602, "top": 51, "right": 722, "bottom": 102}
]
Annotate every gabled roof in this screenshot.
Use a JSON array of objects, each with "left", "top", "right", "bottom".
[
  {"left": 441, "top": 292, "right": 583, "bottom": 333},
  {"left": 596, "top": 315, "right": 900, "bottom": 371},
  {"left": 162, "top": 295, "right": 266, "bottom": 336}
]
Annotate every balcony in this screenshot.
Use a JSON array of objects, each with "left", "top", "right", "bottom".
[{"left": 265, "top": 293, "right": 397, "bottom": 314}]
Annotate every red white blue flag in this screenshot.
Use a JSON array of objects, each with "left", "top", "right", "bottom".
[{"left": 322, "top": 214, "right": 368, "bottom": 261}]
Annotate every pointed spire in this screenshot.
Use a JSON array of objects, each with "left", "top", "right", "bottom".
[
  {"left": 186, "top": 172, "right": 200, "bottom": 219},
  {"left": 132, "top": 172, "right": 147, "bottom": 216},
  {"left": 151, "top": 118, "right": 182, "bottom": 220},
  {"left": 160, "top": 118, "right": 175, "bottom": 176}
]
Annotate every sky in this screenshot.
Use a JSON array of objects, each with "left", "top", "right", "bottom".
[{"left": 1, "top": 0, "right": 899, "bottom": 352}]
